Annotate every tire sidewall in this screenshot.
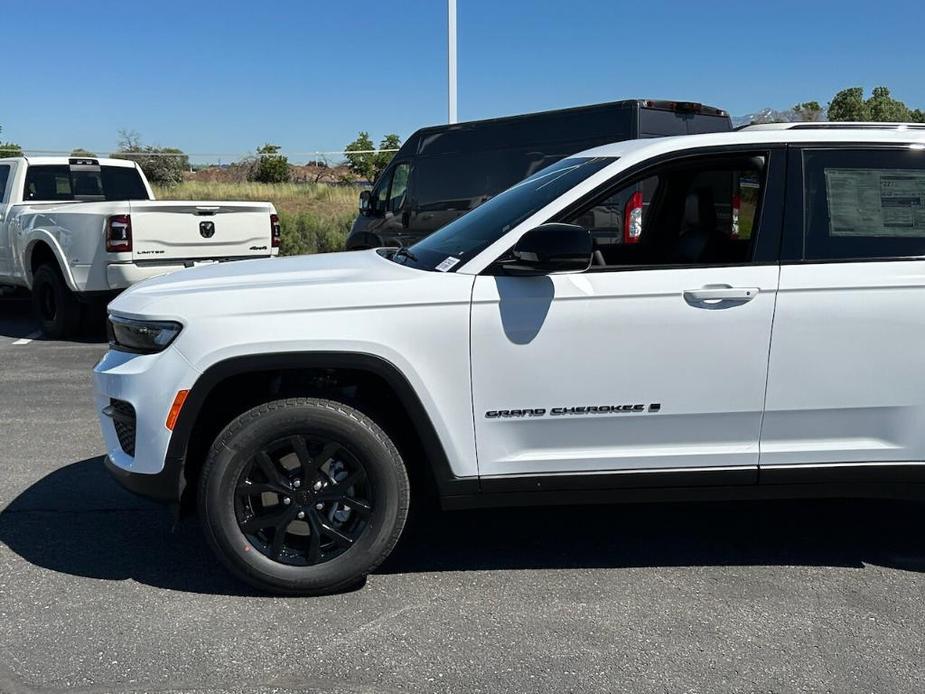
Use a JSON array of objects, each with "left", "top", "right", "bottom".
[
  {"left": 32, "top": 264, "right": 80, "bottom": 339},
  {"left": 201, "top": 400, "right": 408, "bottom": 594}
]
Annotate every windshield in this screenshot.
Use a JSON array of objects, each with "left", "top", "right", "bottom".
[{"left": 392, "top": 156, "right": 615, "bottom": 271}]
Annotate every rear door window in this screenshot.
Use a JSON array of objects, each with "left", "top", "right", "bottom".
[{"left": 803, "top": 148, "right": 925, "bottom": 260}]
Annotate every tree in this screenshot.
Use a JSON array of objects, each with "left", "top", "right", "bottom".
[
  {"left": 116, "top": 129, "right": 142, "bottom": 151},
  {"left": 344, "top": 131, "right": 401, "bottom": 183},
  {"left": 111, "top": 129, "right": 189, "bottom": 185},
  {"left": 828, "top": 86, "right": 918, "bottom": 122},
  {"left": 70, "top": 148, "right": 97, "bottom": 157},
  {"left": 828, "top": 87, "right": 868, "bottom": 121},
  {"left": 867, "top": 86, "right": 912, "bottom": 122},
  {"left": 792, "top": 101, "right": 823, "bottom": 122},
  {"left": 251, "top": 143, "right": 290, "bottom": 183},
  {"left": 0, "top": 125, "right": 22, "bottom": 158},
  {"left": 344, "top": 131, "right": 376, "bottom": 181}
]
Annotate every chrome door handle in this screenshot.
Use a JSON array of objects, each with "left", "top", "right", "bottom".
[{"left": 683, "top": 286, "right": 759, "bottom": 304}]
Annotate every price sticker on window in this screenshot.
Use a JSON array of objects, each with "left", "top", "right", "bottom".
[{"left": 435, "top": 256, "right": 461, "bottom": 272}]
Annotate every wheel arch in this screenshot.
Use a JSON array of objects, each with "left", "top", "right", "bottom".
[
  {"left": 24, "top": 234, "right": 77, "bottom": 291},
  {"left": 167, "top": 351, "right": 475, "bottom": 513}
]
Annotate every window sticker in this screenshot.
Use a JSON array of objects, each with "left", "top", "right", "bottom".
[
  {"left": 825, "top": 168, "right": 925, "bottom": 237},
  {"left": 435, "top": 256, "right": 461, "bottom": 272}
]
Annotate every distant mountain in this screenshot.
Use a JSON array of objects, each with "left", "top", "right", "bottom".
[{"left": 732, "top": 106, "right": 828, "bottom": 127}]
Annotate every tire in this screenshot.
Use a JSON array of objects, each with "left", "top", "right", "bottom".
[
  {"left": 199, "top": 398, "right": 410, "bottom": 595},
  {"left": 31, "top": 263, "right": 82, "bottom": 339}
]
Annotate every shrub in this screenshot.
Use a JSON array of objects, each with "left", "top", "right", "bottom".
[
  {"left": 0, "top": 126, "right": 21, "bottom": 158},
  {"left": 0, "top": 142, "right": 21, "bottom": 158},
  {"left": 252, "top": 144, "right": 290, "bottom": 184},
  {"left": 152, "top": 180, "right": 357, "bottom": 256},
  {"left": 277, "top": 210, "right": 352, "bottom": 256}
]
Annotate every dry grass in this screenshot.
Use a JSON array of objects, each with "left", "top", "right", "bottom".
[{"left": 153, "top": 181, "right": 360, "bottom": 255}]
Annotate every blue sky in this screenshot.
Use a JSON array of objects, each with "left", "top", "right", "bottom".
[{"left": 3, "top": 0, "right": 923, "bottom": 162}]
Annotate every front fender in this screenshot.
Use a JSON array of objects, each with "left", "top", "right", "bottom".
[{"left": 165, "top": 350, "right": 477, "bottom": 499}]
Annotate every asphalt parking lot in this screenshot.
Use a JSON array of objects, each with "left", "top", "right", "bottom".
[{"left": 1, "top": 296, "right": 924, "bottom": 693}]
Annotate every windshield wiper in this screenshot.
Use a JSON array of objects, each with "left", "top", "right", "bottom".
[{"left": 393, "top": 247, "right": 418, "bottom": 263}]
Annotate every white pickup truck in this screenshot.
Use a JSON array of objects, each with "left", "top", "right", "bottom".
[{"left": 0, "top": 156, "right": 279, "bottom": 337}]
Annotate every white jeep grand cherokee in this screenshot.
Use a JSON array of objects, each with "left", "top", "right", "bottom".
[{"left": 95, "top": 123, "right": 925, "bottom": 595}]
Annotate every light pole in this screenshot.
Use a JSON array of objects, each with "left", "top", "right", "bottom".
[{"left": 448, "top": 0, "right": 457, "bottom": 124}]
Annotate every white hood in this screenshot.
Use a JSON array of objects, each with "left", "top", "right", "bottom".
[{"left": 108, "top": 249, "right": 471, "bottom": 321}]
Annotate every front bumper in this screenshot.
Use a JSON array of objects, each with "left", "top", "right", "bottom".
[
  {"left": 104, "top": 454, "right": 183, "bottom": 503},
  {"left": 94, "top": 345, "right": 200, "bottom": 503}
]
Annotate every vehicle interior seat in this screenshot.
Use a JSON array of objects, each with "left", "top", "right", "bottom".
[{"left": 672, "top": 189, "right": 720, "bottom": 264}]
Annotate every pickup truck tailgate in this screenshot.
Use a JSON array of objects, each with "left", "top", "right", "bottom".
[{"left": 128, "top": 201, "right": 275, "bottom": 261}]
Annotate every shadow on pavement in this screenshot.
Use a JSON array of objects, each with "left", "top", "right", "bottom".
[
  {"left": 0, "top": 457, "right": 259, "bottom": 596},
  {"left": 0, "top": 297, "right": 106, "bottom": 342},
  {"left": 2, "top": 457, "right": 923, "bottom": 596},
  {"left": 0, "top": 297, "right": 39, "bottom": 339}
]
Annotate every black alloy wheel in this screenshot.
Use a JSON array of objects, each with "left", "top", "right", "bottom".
[{"left": 235, "top": 434, "right": 373, "bottom": 566}]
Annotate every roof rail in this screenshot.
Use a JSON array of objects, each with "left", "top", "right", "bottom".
[{"left": 739, "top": 122, "right": 925, "bottom": 131}]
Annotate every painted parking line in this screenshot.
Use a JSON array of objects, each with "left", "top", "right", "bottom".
[{"left": 11, "top": 331, "right": 41, "bottom": 345}]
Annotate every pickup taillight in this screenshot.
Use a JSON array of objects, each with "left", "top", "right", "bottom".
[
  {"left": 623, "top": 191, "right": 644, "bottom": 244},
  {"left": 106, "top": 214, "right": 132, "bottom": 253},
  {"left": 270, "top": 213, "right": 281, "bottom": 248},
  {"left": 731, "top": 193, "right": 741, "bottom": 239}
]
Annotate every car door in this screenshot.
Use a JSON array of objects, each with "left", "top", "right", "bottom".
[
  {"left": 350, "top": 162, "right": 411, "bottom": 247},
  {"left": 0, "top": 163, "right": 13, "bottom": 278},
  {"left": 374, "top": 161, "right": 413, "bottom": 244},
  {"left": 761, "top": 144, "right": 925, "bottom": 470},
  {"left": 469, "top": 148, "right": 786, "bottom": 484}
]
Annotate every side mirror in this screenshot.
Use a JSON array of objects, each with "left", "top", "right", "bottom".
[
  {"left": 359, "top": 190, "right": 372, "bottom": 215},
  {"left": 501, "top": 223, "right": 593, "bottom": 276}
]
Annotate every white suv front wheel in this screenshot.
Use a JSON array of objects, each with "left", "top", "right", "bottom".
[{"left": 199, "top": 398, "right": 410, "bottom": 595}]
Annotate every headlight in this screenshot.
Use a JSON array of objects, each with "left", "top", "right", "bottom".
[{"left": 108, "top": 315, "right": 182, "bottom": 354}]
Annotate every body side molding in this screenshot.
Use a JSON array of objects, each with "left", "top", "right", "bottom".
[{"left": 441, "top": 462, "right": 925, "bottom": 510}]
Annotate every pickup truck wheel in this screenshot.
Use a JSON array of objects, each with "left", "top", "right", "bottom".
[
  {"left": 199, "top": 398, "right": 410, "bottom": 595},
  {"left": 31, "top": 264, "right": 82, "bottom": 339}
]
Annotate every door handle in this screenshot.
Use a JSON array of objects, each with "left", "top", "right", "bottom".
[{"left": 683, "top": 286, "right": 759, "bottom": 304}]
